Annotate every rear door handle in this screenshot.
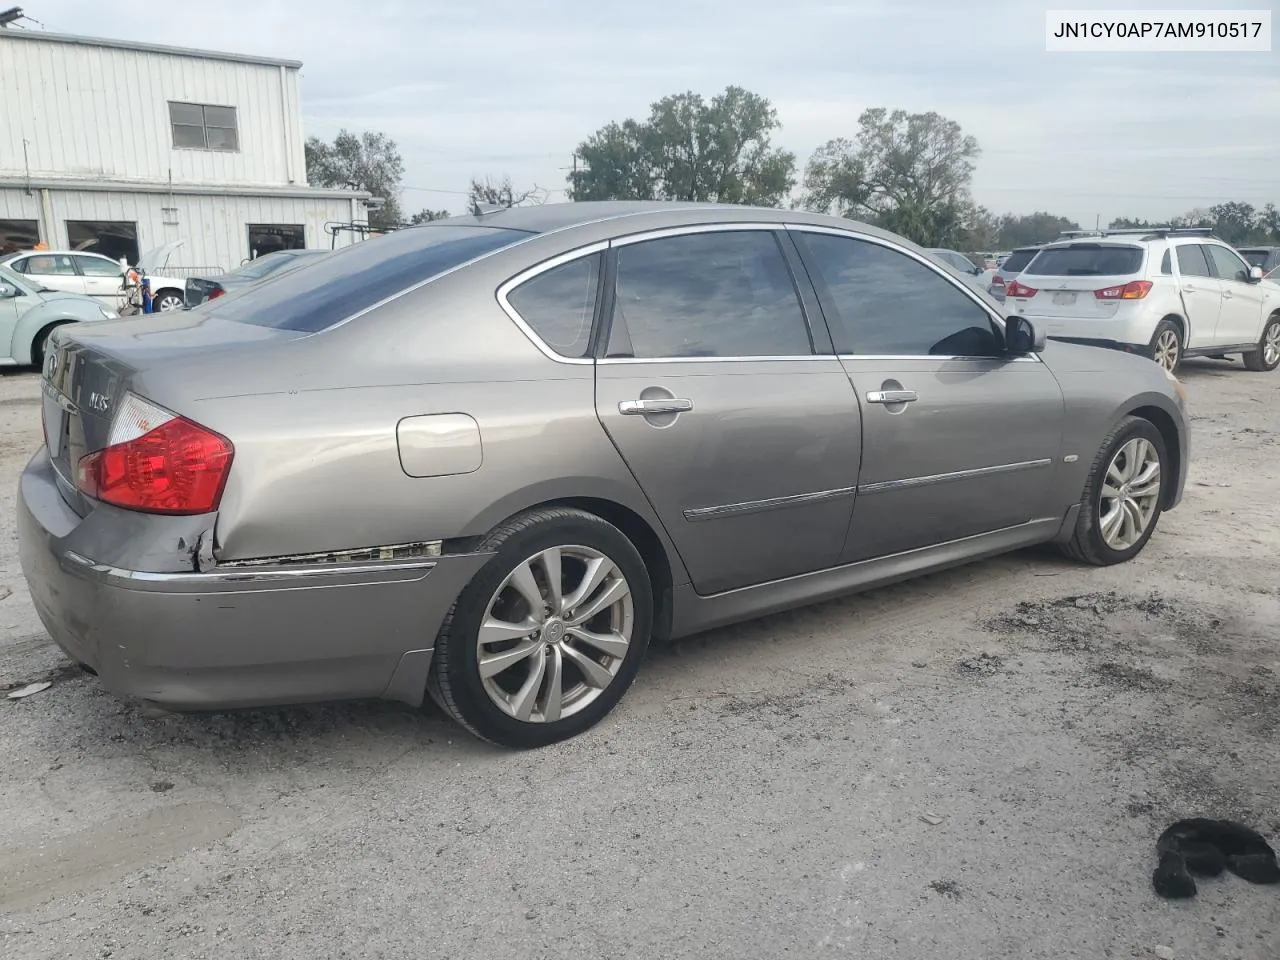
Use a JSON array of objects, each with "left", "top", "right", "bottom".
[
  {"left": 619, "top": 398, "right": 694, "bottom": 416},
  {"left": 1182, "top": 284, "right": 1196, "bottom": 292},
  {"left": 1221, "top": 290, "right": 1233, "bottom": 299},
  {"left": 866, "top": 390, "right": 918, "bottom": 404}
]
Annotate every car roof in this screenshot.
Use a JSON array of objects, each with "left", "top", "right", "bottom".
[{"left": 2, "top": 249, "right": 113, "bottom": 259}]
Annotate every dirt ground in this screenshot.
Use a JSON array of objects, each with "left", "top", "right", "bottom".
[{"left": 0, "top": 361, "right": 1277, "bottom": 960}]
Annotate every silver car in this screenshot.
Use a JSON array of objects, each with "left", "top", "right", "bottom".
[
  {"left": 18, "top": 202, "right": 1190, "bottom": 748},
  {"left": 0, "top": 264, "right": 118, "bottom": 368}
]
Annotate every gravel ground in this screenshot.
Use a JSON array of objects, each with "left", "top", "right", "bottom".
[{"left": 1, "top": 361, "right": 1278, "bottom": 960}]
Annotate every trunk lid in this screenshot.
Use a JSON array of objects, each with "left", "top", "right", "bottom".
[{"left": 184, "top": 276, "right": 224, "bottom": 307}]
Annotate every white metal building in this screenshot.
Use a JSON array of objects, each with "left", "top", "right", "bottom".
[{"left": 0, "top": 28, "right": 373, "bottom": 272}]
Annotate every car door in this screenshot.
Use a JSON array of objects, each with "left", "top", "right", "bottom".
[
  {"left": 73, "top": 254, "right": 126, "bottom": 305},
  {"left": 790, "top": 226, "right": 1066, "bottom": 563},
  {"left": 1171, "top": 243, "right": 1222, "bottom": 347},
  {"left": 11, "top": 254, "right": 86, "bottom": 297},
  {"left": 592, "top": 226, "right": 862, "bottom": 596},
  {"left": 1202, "top": 243, "right": 1266, "bottom": 346}
]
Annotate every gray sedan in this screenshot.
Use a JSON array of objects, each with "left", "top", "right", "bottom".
[{"left": 18, "top": 202, "right": 1190, "bottom": 748}]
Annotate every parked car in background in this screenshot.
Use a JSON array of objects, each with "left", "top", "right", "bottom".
[
  {"left": 1007, "top": 227, "right": 1280, "bottom": 373},
  {"left": 185, "top": 249, "right": 329, "bottom": 307},
  {"left": 19, "top": 202, "right": 1190, "bottom": 748},
  {"left": 926, "top": 247, "right": 994, "bottom": 295},
  {"left": 0, "top": 263, "right": 117, "bottom": 368},
  {"left": 987, "top": 246, "right": 1043, "bottom": 303},
  {"left": 1238, "top": 246, "right": 1280, "bottom": 279},
  {"left": 0, "top": 242, "right": 189, "bottom": 312}
]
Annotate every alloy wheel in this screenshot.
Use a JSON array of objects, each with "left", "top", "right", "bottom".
[
  {"left": 1153, "top": 329, "right": 1180, "bottom": 372},
  {"left": 156, "top": 294, "right": 184, "bottom": 312},
  {"left": 477, "top": 545, "right": 633, "bottom": 723},
  {"left": 1099, "top": 437, "right": 1162, "bottom": 550},
  {"left": 1264, "top": 320, "right": 1280, "bottom": 368}
]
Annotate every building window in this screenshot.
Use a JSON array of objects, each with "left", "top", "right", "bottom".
[
  {"left": 66, "top": 221, "right": 140, "bottom": 265},
  {"left": 0, "top": 219, "right": 40, "bottom": 256},
  {"left": 248, "top": 224, "right": 306, "bottom": 258},
  {"left": 169, "top": 101, "right": 239, "bottom": 151}
]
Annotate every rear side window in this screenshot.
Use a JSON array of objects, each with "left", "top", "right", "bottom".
[
  {"left": 609, "top": 230, "right": 813, "bottom": 358},
  {"left": 1027, "top": 244, "right": 1143, "bottom": 277},
  {"left": 1000, "top": 249, "right": 1037, "bottom": 274},
  {"left": 506, "top": 253, "right": 601, "bottom": 358},
  {"left": 206, "top": 225, "right": 530, "bottom": 332},
  {"left": 1175, "top": 245, "right": 1212, "bottom": 278}
]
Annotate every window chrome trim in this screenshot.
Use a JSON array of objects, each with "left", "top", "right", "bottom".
[
  {"left": 598, "top": 355, "right": 839, "bottom": 366},
  {"left": 684, "top": 485, "right": 857, "bottom": 522},
  {"left": 495, "top": 240, "right": 609, "bottom": 365},
  {"left": 782, "top": 222, "right": 1046, "bottom": 362},
  {"left": 837, "top": 354, "right": 1042, "bottom": 364},
  {"left": 857, "top": 458, "right": 1053, "bottom": 495},
  {"left": 609, "top": 221, "right": 780, "bottom": 247}
]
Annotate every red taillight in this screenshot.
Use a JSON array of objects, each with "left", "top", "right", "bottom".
[
  {"left": 1094, "top": 280, "right": 1153, "bottom": 301},
  {"left": 208, "top": 287, "right": 225, "bottom": 300},
  {"left": 990, "top": 276, "right": 1006, "bottom": 287},
  {"left": 1006, "top": 280, "right": 1039, "bottom": 298},
  {"left": 75, "top": 394, "right": 233, "bottom": 515}
]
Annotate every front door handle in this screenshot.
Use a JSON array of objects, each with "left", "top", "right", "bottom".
[
  {"left": 1182, "top": 284, "right": 1196, "bottom": 292},
  {"left": 1221, "top": 290, "right": 1233, "bottom": 300},
  {"left": 866, "top": 390, "right": 918, "bottom": 404},
  {"left": 619, "top": 398, "right": 694, "bottom": 416}
]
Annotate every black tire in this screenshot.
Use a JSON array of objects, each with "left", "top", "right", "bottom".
[
  {"left": 30, "top": 322, "right": 68, "bottom": 370},
  {"left": 1060, "top": 416, "right": 1167, "bottom": 566},
  {"left": 1242, "top": 313, "right": 1280, "bottom": 372},
  {"left": 1147, "top": 319, "right": 1183, "bottom": 373},
  {"left": 153, "top": 290, "right": 185, "bottom": 312},
  {"left": 429, "top": 507, "right": 653, "bottom": 748}
]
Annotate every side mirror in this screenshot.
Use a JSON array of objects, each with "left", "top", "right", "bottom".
[
  {"left": 0, "top": 282, "right": 17, "bottom": 299},
  {"left": 1247, "top": 265, "right": 1264, "bottom": 283},
  {"left": 1005, "top": 315, "right": 1045, "bottom": 355}
]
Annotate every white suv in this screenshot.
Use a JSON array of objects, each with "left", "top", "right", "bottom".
[{"left": 1005, "top": 228, "right": 1280, "bottom": 373}]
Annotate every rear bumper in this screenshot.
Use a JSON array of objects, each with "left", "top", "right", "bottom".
[{"left": 17, "top": 448, "right": 489, "bottom": 710}]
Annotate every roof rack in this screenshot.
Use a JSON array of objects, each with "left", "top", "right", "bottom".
[{"left": 1057, "top": 226, "right": 1216, "bottom": 240}]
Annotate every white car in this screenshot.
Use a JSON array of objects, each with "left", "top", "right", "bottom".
[
  {"left": 1006, "top": 228, "right": 1280, "bottom": 373},
  {"left": 0, "top": 241, "right": 189, "bottom": 312}
]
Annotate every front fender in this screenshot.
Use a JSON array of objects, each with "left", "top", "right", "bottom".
[{"left": 13, "top": 305, "right": 97, "bottom": 365}]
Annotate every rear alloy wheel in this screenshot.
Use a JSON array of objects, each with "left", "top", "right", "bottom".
[
  {"left": 154, "top": 291, "right": 185, "bottom": 312},
  {"left": 429, "top": 507, "right": 652, "bottom": 748},
  {"left": 1061, "top": 416, "right": 1167, "bottom": 566},
  {"left": 1148, "top": 320, "right": 1182, "bottom": 373},
  {"left": 1242, "top": 314, "right": 1280, "bottom": 372}
]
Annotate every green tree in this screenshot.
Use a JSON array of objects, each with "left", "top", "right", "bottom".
[
  {"left": 800, "top": 108, "right": 980, "bottom": 247},
  {"left": 305, "top": 129, "right": 404, "bottom": 230},
  {"left": 1257, "top": 203, "right": 1280, "bottom": 242},
  {"left": 409, "top": 209, "right": 451, "bottom": 224},
  {"left": 469, "top": 176, "right": 545, "bottom": 210},
  {"left": 996, "top": 211, "right": 1080, "bottom": 247},
  {"left": 568, "top": 86, "right": 796, "bottom": 206},
  {"left": 1208, "top": 201, "right": 1257, "bottom": 245}
]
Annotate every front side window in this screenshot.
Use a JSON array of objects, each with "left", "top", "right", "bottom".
[
  {"left": 76, "top": 255, "right": 124, "bottom": 278},
  {"left": 1203, "top": 244, "right": 1251, "bottom": 283},
  {"left": 170, "top": 101, "right": 239, "bottom": 151},
  {"left": 1175, "top": 244, "right": 1213, "bottom": 278},
  {"left": 609, "top": 230, "right": 813, "bottom": 359},
  {"left": 507, "top": 253, "right": 601, "bottom": 358},
  {"left": 797, "top": 232, "right": 1000, "bottom": 357}
]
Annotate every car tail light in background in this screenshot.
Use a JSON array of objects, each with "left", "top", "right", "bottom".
[
  {"left": 208, "top": 287, "right": 225, "bottom": 300},
  {"left": 75, "top": 393, "right": 233, "bottom": 515},
  {"left": 1094, "top": 280, "right": 1153, "bottom": 300},
  {"left": 990, "top": 276, "right": 1006, "bottom": 288},
  {"left": 1006, "top": 280, "right": 1039, "bottom": 298}
]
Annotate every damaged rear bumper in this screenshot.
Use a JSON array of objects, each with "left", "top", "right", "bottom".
[{"left": 17, "top": 448, "right": 488, "bottom": 710}]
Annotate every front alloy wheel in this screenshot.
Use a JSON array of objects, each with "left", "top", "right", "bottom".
[
  {"left": 430, "top": 507, "right": 652, "bottom": 748},
  {"left": 1243, "top": 315, "right": 1280, "bottom": 372},
  {"left": 1098, "top": 437, "right": 1162, "bottom": 551}
]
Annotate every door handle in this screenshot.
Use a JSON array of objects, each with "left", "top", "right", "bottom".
[
  {"left": 619, "top": 398, "right": 693, "bottom": 416},
  {"left": 866, "top": 390, "right": 918, "bottom": 404},
  {"left": 1182, "top": 284, "right": 1195, "bottom": 292},
  {"left": 1221, "top": 290, "right": 1233, "bottom": 300}
]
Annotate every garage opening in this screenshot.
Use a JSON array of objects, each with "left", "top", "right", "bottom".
[
  {"left": 66, "top": 221, "right": 140, "bottom": 264},
  {"left": 0, "top": 218, "right": 40, "bottom": 256},
  {"left": 248, "top": 224, "right": 306, "bottom": 259}
]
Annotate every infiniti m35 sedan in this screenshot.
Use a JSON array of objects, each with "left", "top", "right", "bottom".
[{"left": 18, "top": 202, "right": 1189, "bottom": 748}]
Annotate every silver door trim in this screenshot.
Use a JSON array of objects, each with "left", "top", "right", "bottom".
[
  {"left": 866, "top": 389, "right": 918, "bottom": 404},
  {"left": 857, "top": 458, "right": 1053, "bottom": 495},
  {"left": 619, "top": 397, "right": 694, "bottom": 416},
  {"left": 684, "top": 485, "right": 858, "bottom": 522},
  {"left": 494, "top": 240, "right": 609, "bottom": 366}
]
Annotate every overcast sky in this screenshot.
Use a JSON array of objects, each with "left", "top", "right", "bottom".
[{"left": 21, "top": 0, "right": 1280, "bottom": 225}]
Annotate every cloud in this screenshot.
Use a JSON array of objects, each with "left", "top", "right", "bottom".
[{"left": 21, "top": 0, "right": 1280, "bottom": 222}]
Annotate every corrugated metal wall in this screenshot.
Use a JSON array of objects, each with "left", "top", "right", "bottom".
[
  {"left": 0, "top": 35, "right": 305, "bottom": 187},
  {"left": 1, "top": 186, "right": 360, "bottom": 271}
]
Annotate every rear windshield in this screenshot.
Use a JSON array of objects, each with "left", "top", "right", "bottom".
[
  {"left": 1026, "top": 244, "right": 1144, "bottom": 277},
  {"left": 1239, "top": 249, "right": 1271, "bottom": 268},
  {"left": 206, "top": 225, "right": 531, "bottom": 332},
  {"left": 999, "top": 249, "right": 1037, "bottom": 273}
]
